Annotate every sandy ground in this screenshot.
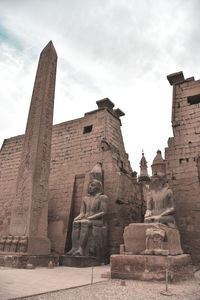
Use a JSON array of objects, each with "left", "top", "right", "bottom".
[{"left": 19, "top": 270, "right": 200, "bottom": 300}]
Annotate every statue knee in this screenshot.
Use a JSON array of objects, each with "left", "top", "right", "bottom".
[
  {"left": 82, "top": 221, "right": 92, "bottom": 229},
  {"left": 73, "top": 221, "right": 81, "bottom": 230}
]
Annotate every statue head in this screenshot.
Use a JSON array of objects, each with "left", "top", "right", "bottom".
[
  {"left": 87, "top": 179, "right": 102, "bottom": 195},
  {"left": 89, "top": 162, "right": 103, "bottom": 182},
  {"left": 150, "top": 175, "right": 168, "bottom": 191}
]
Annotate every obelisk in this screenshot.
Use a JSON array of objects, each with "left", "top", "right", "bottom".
[{"left": 9, "top": 41, "right": 57, "bottom": 255}]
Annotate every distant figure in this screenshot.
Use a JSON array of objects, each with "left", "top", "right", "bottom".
[
  {"left": 67, "top": 163, "right": 108, "bottom": 257},
  {"left": 144, "top": 176, "right": 176, "bottom": 228}
]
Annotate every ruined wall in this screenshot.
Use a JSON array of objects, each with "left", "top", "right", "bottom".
[
  {"left": 165, "top": 73, "right": 200, "bottom": 264},
  {"left": 0, "top": 101, "right": 142, "bottom": 256}
]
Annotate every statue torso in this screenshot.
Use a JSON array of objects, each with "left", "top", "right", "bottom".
[
  {"left": 84, "top": 193, "right": 102, "bottom": 217},
  {"left": 150, "top": 186, "right": 171, "bottom": 215}
]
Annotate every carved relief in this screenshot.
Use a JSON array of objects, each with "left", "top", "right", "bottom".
[
  {"left": 145, "top": 226, "right": 168, "bottom": 255},
  {"left": 0, "top": 236, "right": 7, "bottom": 252},
  {"left": 10, "top": 236, "right": 20, "bottom": 252},
  {"left": 18, "top": 236, "right": 28, "bottom": 253},
  {"left": 0, "top": 235, "right": 28, "bottom": 253},
  {"left": 4, "top": 236, "right": 13, "bottom": 252}
]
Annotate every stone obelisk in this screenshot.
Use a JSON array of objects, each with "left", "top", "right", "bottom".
[{"left": 9, "top": 41, "right": 57, "bottom": 255}]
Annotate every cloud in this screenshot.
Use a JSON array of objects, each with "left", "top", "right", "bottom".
[{"left": 0, "top": 0, "right": 200, "bottom": 172}]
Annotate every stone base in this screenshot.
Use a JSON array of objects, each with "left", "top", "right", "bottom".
[
  {"left": 123, "top": 223, "right": 183, "bottom": 255},
  {"left": 111, "top": 254, "right": 194, "bottom": 282},
  {"left": 0, "top": 235, "right": 51, "bottom": 255},
  {"left": 59, "top": 255, "right": 103, "bottom": 267},
  {"left": 26, "top": 237, "right": 51, "bottom": 255},
  {"left": 0, "top": 253, "right": 54, "bottom": 268}
]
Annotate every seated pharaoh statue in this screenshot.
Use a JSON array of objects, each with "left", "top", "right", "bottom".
[
  {"left": 144, "top": 175, "right": 176, "bottom": 229},
  {"left": 67, "top": 162, "right": 108, "bottom": 260},
  {"left": 111, "top": 151, "right": 193, "bottom": 281},
  {"left": 142, "top": 150, "right": 183, "bottom": 255}
]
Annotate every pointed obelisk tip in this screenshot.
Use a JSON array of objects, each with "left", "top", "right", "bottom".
[{"left": 41, "top": 40, "right": 57, "bottom": 57}]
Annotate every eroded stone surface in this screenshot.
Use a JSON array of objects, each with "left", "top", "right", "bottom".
[
  {"left": 111, "top": 254, "right": 194, "bottom": 281},
  {"left": 144, "top": 174, "right": 176, "bottom": 228},
  {"left": 1, "top": 41, "right": 57, "bottom": 256},
  {"left": 165, "top": 72, "right": 200, "bottom": 264},
  {"left": 64, "top": 163, "right": 108, "bottom": 265},
  {"left": 123, "top": 223, "right": 183, "bottom": 256},
  {"left": 0, "top": 100, "right": 142, "bottom": 256},
  {"left": 59, "top": 255, "right": 101, "bottom": 267},
  {"left": 0, "top": 253, "right": 54, "bottom": 268}
]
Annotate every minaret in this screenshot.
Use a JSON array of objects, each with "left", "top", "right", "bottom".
[
  {"left": 8, "top": 41, "right": 57, "bottom": 255},
  {"left": 139, "top": 151, "right": 150, "bottom": 182}
]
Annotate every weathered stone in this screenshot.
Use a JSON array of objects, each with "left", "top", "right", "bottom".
[
  {"left": 111, "top": 150, "right": 192, "bottom": 281},
  {"left": 113, "top": 108, "right": 125, "bottom": 118},
  {"left": 96, "top": 98, "right": 114, "bottom": 109},
  {"left": 4, "top": 236, "right": 13, "bottom": 252},
  {"left": 26, "top": 263, "right": 35, "bottom": 269},
  {"left": 0, "top": 99, "right": 142, "bottom": 257},
  {"left": 0, "top": 97, "right": 143, "bottom": 257},
  {"left": 144, "top": 173, "right": 176, "bottom": 228},
  {"left": 167, "top": 71, "right": 185, "bottom": 86},
  {"left": 59, "top": 255, "right": 101, "bottom": 267},
  {"left": 111, "top": 254, "right": 194, "bottom": 281},
  {"left": 1, "top": 41, "right": 57, "bottom": 258},
  {"left": 165, "top": 71, "right": 200, "bottom": 264},
  {"left": 48, "top": 260, "right": 54, "bottom": 268},
  {"left": 151, "top": 150, "right": 166, "bottom": 177},
  {"left": 0, "top": 253, "right": 54, "bottom": 268},
  {"left": 123, "top": 223, "right": 183, "bottom": 256},
  {"left": 139, "top": 151, "right": 150, "bottom": 182},
  {"left": 63, "top": 163, "right": 108, "bottom": 266},
  {"left": 0, "top": 236, "right": 7, "bottom": 251}
]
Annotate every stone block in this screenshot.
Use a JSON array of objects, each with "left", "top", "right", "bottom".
[
  {"left": 27, "top": 237, "right": 51, "bottom": 255},
  {"left": 59, "top": 255, "right": 102, "bottom": 267},
  {"left": 111, "top": 254, "right": 194, "bottom": 281},
  {"left": 167, "top": 72, "right": 185, "bottom": 86},
  {"left": 123, "top": 223, "right": 183, "bottom": 255},
  {"left": 0, "top": 253, "right": 54, "bottom": 268}
]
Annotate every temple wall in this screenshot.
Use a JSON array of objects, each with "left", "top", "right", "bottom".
[
  {"left": 0, "top": 105, "right": 142, "bottom": 256},
  {"left": 165, "top": 76, "right": 200, "bottom": 264},
  {"left": 0, "top": 136, "right": 24, "bottom": 236}
]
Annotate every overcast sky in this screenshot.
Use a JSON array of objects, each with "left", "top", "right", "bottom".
[{"left": 0, "top": 0, "right": 199, "bottom": 174}]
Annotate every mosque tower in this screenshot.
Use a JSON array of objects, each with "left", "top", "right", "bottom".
[
  {"left": 139, "top": 151, "right": 150, "bottom": 182},
  {"left": 151, "top": 150, "right": 166, "bottom": 176}
]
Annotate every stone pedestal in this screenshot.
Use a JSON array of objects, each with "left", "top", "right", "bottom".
[
  {"left": 0, "top": 42, "right": 57, "bottom": 267},
  {"left": 111, "top": 222, "right": 193, "bottom": 281},
  {"left": 123, "top": 223, "right": 183, "bottom": 255},
  {"left": 111, "top": 254, "right": 194, "bottom": 281},
  {"left": 25, "top": 237, "right": 50, "bottom": 255},
  {"left": 59, "top": 255, "right": 103, "bottom": 267},
  {"left": 0, "top": 253, "right": 54, "bottom": 268},
  {"left": 0, "top": 235, "right": 50, "bottom": 255}
]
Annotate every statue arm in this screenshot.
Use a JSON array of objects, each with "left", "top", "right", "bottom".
[
  {"left": 160, "top": 189, "right": 175, "bottom": 216},
  {"left": 160, "top": 207, "right": 175, "bottom": 216},
  {"left": 144, "top": 193, "right": 153, "bottom": 218},
  {"left": 74, "top": 198, "right": 86, "bottom": 221},
  {"left": 87, "top": 195, "right": 108, "bottom": 220},
  {"left": 88, "top": 211, "right": 104, "bottom": 220}
]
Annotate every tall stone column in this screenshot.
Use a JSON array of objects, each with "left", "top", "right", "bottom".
[
  {"left": 138, "top": 151, "right": 150, "bottom": 182},
  {"left": 8, "top": 41, "right": 57, "bottom": 255}
]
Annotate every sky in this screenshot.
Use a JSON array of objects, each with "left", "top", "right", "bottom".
[{"left": 0, "top": 0, "right": 200, "bottom": 175}]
